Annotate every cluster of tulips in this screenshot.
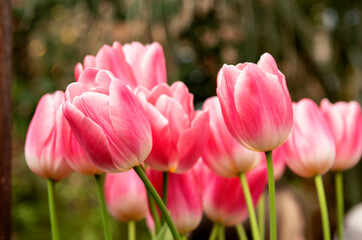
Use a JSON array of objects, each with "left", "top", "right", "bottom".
[{"left": 25, "top": 41, "right": 362, "bottom": 240}]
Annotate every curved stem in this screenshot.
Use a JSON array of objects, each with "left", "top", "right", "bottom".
[
  {"left": 47, "top": 179, "right": 60, "bottom": 240},
  {"left": 239, "top": 173, "right": 260, "bottom": 240},
  {"left": 257, "top": 193, "right": 265, "bottom": 240},
  {"left": 218, "top": 224, "right": 225, "bottom": 240},
  {"left": 335, "top": 171, "right": 344, "bottom": 240},
  {"left": 209, "top": 223, "right": 219, "bottom": 240},
  {"left": 236, "top": 224, "right": 248, "bottom": 240},
  {"left": 133, "top": 166, "right": 181, "bottom": 240},
  {"left": 314, "top": 174, "right": 331, "bottom": 240},
  {"left": 95, "top": 174, "right": 112, "bottom": 240},
  {"left": 128, "top": 221, "right": 136, "bottom": 240},
  {"left": 265, "top": 151, "right": 276, "bottom": 240}
]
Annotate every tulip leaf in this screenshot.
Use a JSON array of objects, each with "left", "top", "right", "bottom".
[{"left": 156, "top": 223, "right": 173, "bottom": 240}]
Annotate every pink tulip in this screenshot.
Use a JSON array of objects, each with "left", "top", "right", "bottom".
[
  {"left": 202, "top": 96, "right": 264, "bottom": 177},
  {"left": 216, "top": 53, "right": 293, "bottom": 152},
  {"left": 147, "top": 168, "right": 203, "bottom": 234},
  {"left": 25, "top": 91, "right": 73, "bottom": 181},
  {"left": 63, "top": 68, "right": 152, "bottom": 172},
  {"left": 136, "top": 82, "right": 209, "bottom": 173},
  {"left": 74, "top": 41, "right": 167, "bottom": 90},
  {"left": 104, "top": 170, "right": 148, "bottom": 221},
  {"left": 199, "top": 160, "right": 267, "bottom": 226},
  {"left": 320, "top": 99, "right": 362, "bottom": 171},
  {"left": 279, "top": 99, "right": 335, "bottom": 178}
]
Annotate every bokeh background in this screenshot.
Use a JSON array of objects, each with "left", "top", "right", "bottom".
[{"left": 11, "top": 0, "right": 362, "bottom": 239}]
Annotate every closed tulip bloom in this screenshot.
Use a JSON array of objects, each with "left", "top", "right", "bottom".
[
  {"left": 280, "top": 99, "right": 335, "bottom": 178},
  {"left": 105, "top": 170, "right": 148, "bottom": 221},
  {"left": 320, "top": 99, "right": 362, "bottom": 171},
  {"left": 25, "top": 91, "right": 73, "bottom": 181},
  {"left": 63, "top": 68, "right": 152, "bottom": 172},
  {"left": 74, "top": 41, "right": 166, "bottom": 90},
  {"left": 147, "top": 168, "right": 203, "bottom": 234},
  {"left": 200, "top": 161, "right": 267, "bottom": 226},
  {"left": 137, "top": 82, "right": 209, "bottom": 173},
  {"left": 217, "top": 53, "right": 293, "bottom": 152},
  {"left": 202, "top": 96, "right": 264, "bottom": 177}
]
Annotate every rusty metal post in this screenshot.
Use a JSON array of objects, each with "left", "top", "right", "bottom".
[{"left": 0, "top": 0, "right": 12, "bottom": 239}]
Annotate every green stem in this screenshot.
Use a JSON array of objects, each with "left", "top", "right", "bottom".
[
  {"left": 133, "top": 166, "right": 181, "bottom": 240},
  {"left": 95, "top": 174, "right": 112, "bottom": 240},
  {"left": 239, "top": 173, "right": 260, "bottom": 240},
  {"left": 147, "top": 191, "right": 161, "bottom": 233},
  {"left": 218, "top": 224, "right": 225, "bottom": 240},
  {"left": 257, "top": 193, "right": 265, "bottom": 240},
  {"left": 128, "top": 221, "right": 136, "bottom": 240},
  {"left": 162, "top": 171, "right": 169, "bottom": 224},
  {"left": 209, "top": 223, "right": 219, "bottom": 240},
  {"left": 265, "top": 151, "right": 276, "bottom": 240},
  {"left": 236, "top": 224, "right": 248, "bottom": 240},
  {"left": 335, "top": 171, "right": 344, "bottom": 240},
  {"left": 47, "top": 179, "right": 60, "bottom": 240},
  {"left": 314, "top": 174, "right": 331, "bottom": 240},
  {"left": 162, "top": 171, "right": 169, "bottom": 205},
  {"left": 181, "top": 234, "right": 187, "bottom": 240}
]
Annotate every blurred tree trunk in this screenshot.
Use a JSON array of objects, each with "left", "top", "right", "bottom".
[{"left": 0, "top": 0, "right": 12, "bottom": 239}]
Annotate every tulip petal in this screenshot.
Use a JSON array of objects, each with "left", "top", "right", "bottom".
[
  {"left": 63, "top": 100, "right": 117, "bottom": 172},
  {"left": 95, "top": 45, "right": 137, "bottom": 88},
  {"left": 144, "top": 103, "right": 173, "bottom": 171},
  {"left": 109, "top": 78, "right": 152, "bottom": 166},
  {"left": 70, "top": 92, "right": 138, "bottom": 171},
  {"left": 217, "top": 65, "right": 245, "bottom": 142},
  {"left": 147, "top": 83, "right": 173, "bottom": 105},
  {"left": 176, "top": 111, "right": 209, "bottom": 173},
  {"left": 170, "top": 81, "right": 195, "bottom": 117}
]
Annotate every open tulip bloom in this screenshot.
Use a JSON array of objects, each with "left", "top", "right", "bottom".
[
  {"left": 217, "top": 53, "right": 293, "bottom": 240},
  {"left": 320, "top": 99, "right": 362, "bottom": 240}
]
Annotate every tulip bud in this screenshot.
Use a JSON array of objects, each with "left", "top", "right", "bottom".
[
  {"left": 217, "top": 53, "right": 293, "bottom": 152},
  {"left": 279, "top": 99, "right": 336, "bottom": 178},
  {"left": 105, "top": 170, "right": 148, "bottom": 221},
  {"left": 320, "top": 99, "right": 362, "bottom": 171},
  {"left": 25, "top": 91, "right": 73, "bottom": 181}
]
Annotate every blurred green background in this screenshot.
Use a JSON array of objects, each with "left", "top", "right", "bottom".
[{"left": 12, "top": 0, "right": 362, "bottom": 239}]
